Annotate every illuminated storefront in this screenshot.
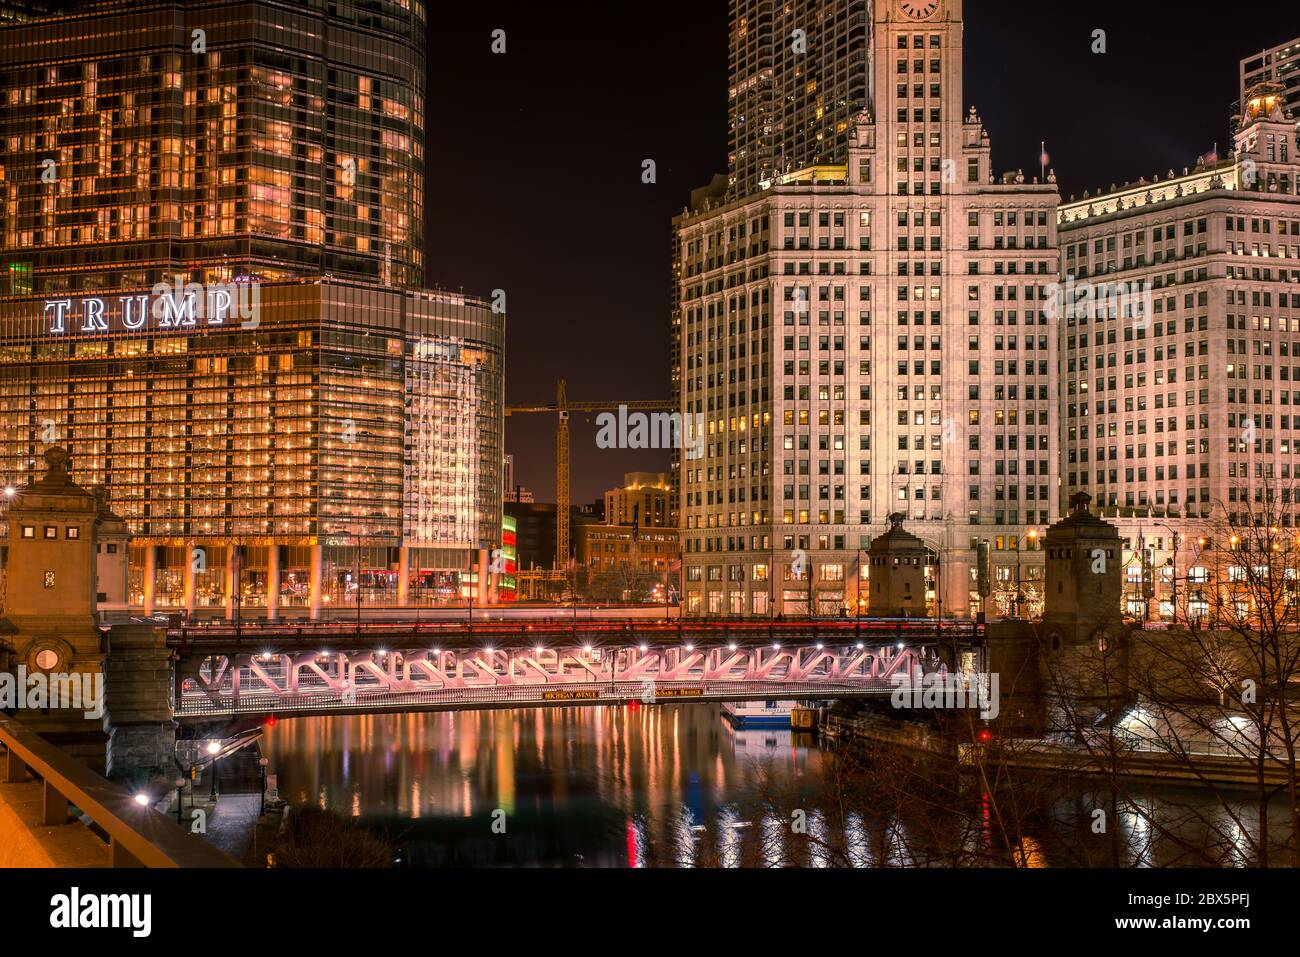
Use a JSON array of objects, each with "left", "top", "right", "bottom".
[{"left": 498, "top": 515, "right": 518, "bottom": 602}]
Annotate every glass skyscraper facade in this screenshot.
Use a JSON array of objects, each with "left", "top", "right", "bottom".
[
  {"left": 0, "top": 1, "right": 505, "bottom": 615},
  {"left": 0, "top": 0, "right": 425, "bottom": 294},
  {"left": 728, "top": 0, "right": 871, "bottom": 199}
]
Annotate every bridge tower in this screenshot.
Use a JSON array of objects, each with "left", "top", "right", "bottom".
[
  {"left": 867, "top": 513, "right": 929, "bottom": 618},
  {"left": 1040, "top": 492, "right": 1129, "bottom": 719},
  {"left": 0, "top": 447, "right": 108, "bottom": 771},
  {"left": 1042, "top": 492, "right": 1123, "bottom": 647}
]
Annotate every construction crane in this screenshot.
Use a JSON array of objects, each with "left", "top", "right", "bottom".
[{"left": 506, "top": 378, "right": 675, "bottom": 570}]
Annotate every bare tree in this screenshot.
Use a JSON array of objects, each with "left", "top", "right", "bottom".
[{"left": 1033, "top": 484, "right": 1300, "bottom": 866}]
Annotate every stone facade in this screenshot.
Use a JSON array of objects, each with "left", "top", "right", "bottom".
[
  {"left": 0, "top": 446, "right": 107, "bottom": 771},
  {"left": 103, "top": 623, "right": 175, "bottom": 778},
  {"left": 1058, "top": 84, "right": 1300, "bottom": 617},
  {"left": 866, "top": 512, "right": 929, "bottom": 617},
  {"left": 677, "top": 0, "right": 1058, "bottom": 619}
]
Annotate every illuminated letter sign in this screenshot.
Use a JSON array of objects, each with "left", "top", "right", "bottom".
[
  {"left": 155, "top": 288, "right": 197, "bottom": 328},
  {"left": 44, "top": 299, "right": 71, "bottom": 334},
  {"left": 120, "top": 295, "right": 149, "bottom": 330},
  {"left": 41, "top": 287, "right": 254, "bottom": 335},
  {"left": 79, "top": 297, "right": 107, "bottom": 332}
]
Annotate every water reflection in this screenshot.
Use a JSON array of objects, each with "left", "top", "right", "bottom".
[
  {"left": 263, "top": 704, "right": 826, "bottom": 867},
  {"left": 262, "top": 704, "right": 1295, "bottom": 868}
]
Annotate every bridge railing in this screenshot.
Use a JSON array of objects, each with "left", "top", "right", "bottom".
[
  {"left": 175, "top": 679, "right": 896, "bottom": 718},
  {"left": 0, "top": 714, "right": 239, "bottom": 868},
  {"left": 168, "top": 616, "right": 986, "bottom": 648}
]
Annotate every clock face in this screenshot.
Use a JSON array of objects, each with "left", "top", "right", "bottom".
[{"left": 900, "top": 0, "right": 940, "bottom": 19}]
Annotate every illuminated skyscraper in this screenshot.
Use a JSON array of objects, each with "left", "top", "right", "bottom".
[
  {"left": 1058, "top": 83, "right": 1300, "bottom": 621},
  {"left": 728, "top": 0, "right": 870, "bottom": 199},
  {"left": 678, "top": 0, "right": 1059, "bottom": 618},
  {"left": 0, "top": 0, "right": 425, "bottom": 295},
  {"left": 0, "top": 1, "right": 505, "bottom": 616},
  {"left": 1239, "top": 36, "right": 1300, "bottom": 127}
]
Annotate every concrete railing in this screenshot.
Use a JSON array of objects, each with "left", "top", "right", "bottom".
[{"left": 0, "top": 714, "right": 238, "bottom": 868}]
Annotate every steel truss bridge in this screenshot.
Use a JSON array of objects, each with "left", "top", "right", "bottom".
[{"left": 169, "top": 618, "right": 986, "bottom": 721}]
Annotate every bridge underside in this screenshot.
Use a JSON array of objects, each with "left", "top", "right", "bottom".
[{"left": 175, "top": 643, "right": 958, "bottom": 722}]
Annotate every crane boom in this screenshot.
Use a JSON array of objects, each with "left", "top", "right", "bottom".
[
  {"left": 505, "top": 399, "right": 676, "bottom": 416},
  {"left": 556, "top": 379, "right": 569, "bottom": 572},
  {"left": 504, "top": 383, "right": 675, "bottom": 571}
]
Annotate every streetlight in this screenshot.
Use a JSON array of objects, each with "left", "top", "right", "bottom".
[
  {"left": 133, "top": 792, "right": 150, "bottom": 808},
  {"left": 355, "top": 534, "right": 363, "bottom": 636},
  {"left": 1015, "top": 531, "right": 1038, "bottom": 619},
  {"left": 258, "top": 757, "right": 270, "bottom": 815},
  {"left": 1156, "top": 524, "right": 1182, "bottom": 622},
  {"left": 207, "top": 740, "right": 221, "bottom": 800},
  {"left": 175, "top": 777, "right": 186, "bottom": 824}
]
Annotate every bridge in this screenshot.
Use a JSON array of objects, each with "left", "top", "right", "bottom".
[{"left": 169, "top": 617, "right": 986, "bottom": 721}]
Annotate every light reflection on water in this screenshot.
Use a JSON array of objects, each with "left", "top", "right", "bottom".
[
  {"left": 262, "top": 704, "right": 825, "bottom": 866},
  {"left": 261, "top": 704, "right": 1290, "bottom": 868}
]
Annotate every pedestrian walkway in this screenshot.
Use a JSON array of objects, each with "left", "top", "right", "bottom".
[{"left": 163, "top": 790, "right": 263, "bottom": 861}]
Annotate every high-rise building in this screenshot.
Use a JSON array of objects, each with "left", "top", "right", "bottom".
[
  {"left": 579, "top": 472, "right": 678, "bottom": 601},
  {"left": 0, "top": 1, "right": 55, "bottom": 22},
  {"left": 0, "top": 0, "right": 425, "bottom": 296},
  {"left": 1058, "top": 83, "right": 1300, "bottom": 620},
  {"left": 604, "top": 472, "right": 672, "bottom": 529},
  {"left": 676, "top": 0, "right": 1059, "bottom": 619},
  {"left": 1239, "top": 37, "right": 1300, "bottom": 126},
  {"left": 0, "top": 0, "right": 506, "bottom": 617},
  {"left": 727, "top": 0, "right": 870, "bottom": 199}
]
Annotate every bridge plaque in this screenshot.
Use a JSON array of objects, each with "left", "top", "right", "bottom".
[{"left": 542, "top": 690, "right": 600, "bottom": 701}]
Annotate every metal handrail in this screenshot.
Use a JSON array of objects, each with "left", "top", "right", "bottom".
[
  {"left": 0, "top": 714, "right": 239, "bottom": 868},
  {"left": 174, "top": 679, "right": 891, "bottom": 717},
  {"left": 168, "top": 616, "right": 985, "bottom": 646}
]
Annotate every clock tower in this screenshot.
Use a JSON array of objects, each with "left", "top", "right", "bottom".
[
  {"left": 872, "top": 0, "right": 966, "bottom": 171},
  {"left": 899, "top": 0, "right": 943, "bottom": 21},
  {"left": 678, "top": 0, "right": 1060, "bottom": 619}
]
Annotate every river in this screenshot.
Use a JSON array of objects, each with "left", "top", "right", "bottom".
[{"left": 260, "top": 703, "right": 1293, "bottom": 867}]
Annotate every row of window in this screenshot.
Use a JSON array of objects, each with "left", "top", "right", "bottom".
[{"left": 19, "top": 524, "right": 78, "bottom": 540}]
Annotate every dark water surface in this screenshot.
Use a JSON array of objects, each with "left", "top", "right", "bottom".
[{"left": 262, "top": 704, "right": 1290, "bottom": 867}]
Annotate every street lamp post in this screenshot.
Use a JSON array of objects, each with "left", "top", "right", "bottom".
[
  {"left": 1014, "top": 541, "right": 1023, "bottom": 618},
  {"left": 856, "top": 548, "right": 864, "bottom": 642},
  {"left": 663, "top": 558, "right": 671, "bottom": 622},
  {"left": 1156, "top": 524, "right": 1181, "bottom": 622},
  {"left": 1193, "top": 536, "right": 1209, "bottom": 629},
  {"left": 1025, "top": 529, "right": 1038, "bottom": 618},
  {"left": 258, "top": 756, "right": 269, "bottom": 815},
  {"left": 206, "top": 740, "right": 221, "bottom": 801},
  {"left": 1014, "top": 530, "right": 1037, "bottom": 619},
  {"left": 175, "top": 777, "right": 186, "bottom": 826},
  {"left": 355, "top": 535, "right": 363, "bottom": 636}
]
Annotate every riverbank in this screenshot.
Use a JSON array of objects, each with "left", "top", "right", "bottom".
[{"left": 823, "top": 700, "right": 1297, "bottom": 790}]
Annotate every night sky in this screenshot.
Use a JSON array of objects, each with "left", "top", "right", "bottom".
[{"left": 423, "top": 0, "right": 1299, "bottom": 504}]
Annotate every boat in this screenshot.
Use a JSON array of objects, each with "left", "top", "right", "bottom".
[{"left": 722, "top": 700, "right": 796, "bottom": 729}]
